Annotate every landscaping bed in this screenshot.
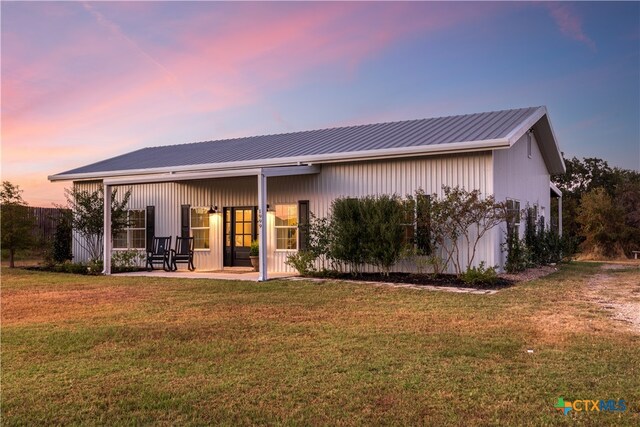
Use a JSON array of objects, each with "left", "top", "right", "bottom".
[{"left": 306, "top": 271, "right": 515, "bottom": 290}]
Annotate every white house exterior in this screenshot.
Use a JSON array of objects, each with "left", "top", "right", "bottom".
[{"left": 49, "top": 106, "right": 565, "bottom": 279}]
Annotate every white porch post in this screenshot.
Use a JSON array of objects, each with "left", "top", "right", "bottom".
[
  {"left": 103, "top": 184, "right": 112, "bottom": 275},
  {"left": 558, "top": 195, "right": 563, "bottom": 236},
  {"left": 257, "top": 171, "right": 268, "bottom": 281}
]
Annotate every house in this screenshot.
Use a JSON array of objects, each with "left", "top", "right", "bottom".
[{"left": 49, "top": 106, "right": 565, "bottom": 279}]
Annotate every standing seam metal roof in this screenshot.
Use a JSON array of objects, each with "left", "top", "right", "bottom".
[{"left": 55, "top": 106, "right": 542, "bottom": 176}]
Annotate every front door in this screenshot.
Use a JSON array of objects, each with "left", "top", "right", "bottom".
[{"left": 223, "top": 207, "right": 257, "bottom": 267}]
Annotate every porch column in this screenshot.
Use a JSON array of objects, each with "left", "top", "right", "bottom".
[
  {"left": 257, "top": 171, "right": 268, "bottom": 281},
  {"left": 558, "top": 195, "right": 563, "bottom": 236},
  {"left": 103, "top": 183, "right": 112, "bottom": 275}
]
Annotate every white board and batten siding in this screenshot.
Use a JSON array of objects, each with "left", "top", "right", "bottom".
[
  {"left": 72, "top": 151, "right": 495, "bottom": 273},
  {"left": 492, "top": 132, "right": 552, "bottom": 267}
]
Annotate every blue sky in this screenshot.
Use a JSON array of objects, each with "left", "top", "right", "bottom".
[{"left": 2, "top": 1, "right": 639, "bottom": 205}]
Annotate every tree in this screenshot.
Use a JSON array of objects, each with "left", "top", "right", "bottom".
[
  {"left": 552, "top": 155, "right": 640, "bottom": 253},
  {"left": 63, "top": 186, "right": 131, "bottom": 262},
  {"left": 429, "top": 186, "right": 506, "bottom": 274},
  {"left": 577, "top": 187, "right": 626, "bottom": 258},
  {"left": 615, "top": 178, "right": 640, "bottom": 256},
  {"left": 1, "top": 181, "right": 35, "bottom": 268}
]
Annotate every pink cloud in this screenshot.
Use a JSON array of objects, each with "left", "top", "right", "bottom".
[
  {"left": 1, "top": 2, "right": 497, "bottom": 205},
  {"left": 545, "top": 3, "right": 596, "bottom": 50}
]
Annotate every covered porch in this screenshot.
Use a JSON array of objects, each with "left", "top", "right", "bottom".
[{"left": 101, "top": 164, "right": 320, "bottom": 280}]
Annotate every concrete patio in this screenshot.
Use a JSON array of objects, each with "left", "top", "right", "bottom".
[{"left": 116, "top": 267, "right": 297, "bottom": 282}]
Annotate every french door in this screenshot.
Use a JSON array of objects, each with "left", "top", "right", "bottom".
[{"left": 223, "top": 207, "right": 257, "bottom": 267}]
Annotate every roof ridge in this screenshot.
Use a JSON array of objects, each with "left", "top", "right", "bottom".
[{"left": 145, "top": 106, "right": 540, "bottom": 150}]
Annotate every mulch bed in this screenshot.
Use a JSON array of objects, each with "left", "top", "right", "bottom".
[{"left": 312, "top": 272, "right": 515, "bottom": 290}]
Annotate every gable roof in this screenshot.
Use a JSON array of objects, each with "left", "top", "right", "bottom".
[{"left": 49, "top": 106, "right": 565, "bottom": 181}]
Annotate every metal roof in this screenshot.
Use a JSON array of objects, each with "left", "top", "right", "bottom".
[{"left": 50, "top": 106, "right": 564, "bottom": 180}]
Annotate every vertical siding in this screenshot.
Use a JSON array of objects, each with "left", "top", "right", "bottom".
[
  {"left": 492, "top": 133, "right": 552, "bottom": 269},
  {"left": 72, "top": 151, "right": 494, "bottom": 273}
]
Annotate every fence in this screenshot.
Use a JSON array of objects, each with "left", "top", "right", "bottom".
[{"left": 28, "top": 207, "right": 70, "bottom": 244}]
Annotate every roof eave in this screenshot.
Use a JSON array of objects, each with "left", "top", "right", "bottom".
[
  {"left": 504, "top": 106, "right": 566, "bottom": 175},
  {"left": 48, "top": 137, "right": 510, "bottom": 183}
]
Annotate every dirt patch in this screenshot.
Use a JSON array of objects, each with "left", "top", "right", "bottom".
[
  {"left": 498, "top": 265, "right": 558, "bottom": 283},
  {"left": 585, "top": 266, "right": 640, "bottom": 333},
  {"left": 600, "top": 263, "right": 638, "bottom": 270}
]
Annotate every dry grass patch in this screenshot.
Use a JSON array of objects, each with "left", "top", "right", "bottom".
[{"left": 1, "top": 264, "right": 639, "bottom": 425}]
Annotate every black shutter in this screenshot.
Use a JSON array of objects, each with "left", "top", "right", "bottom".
[
  {"left": 145, "top": 206, "right": 155, "bottom": 251},
  {"left": 298, "top": 200, "right": 310, "bottom": 251},
  {"left": 181, "top": 205, "right": 190, "bottom": 238},
  {"left": 416, "top": 194, "right": 432, "bottom": 255}
]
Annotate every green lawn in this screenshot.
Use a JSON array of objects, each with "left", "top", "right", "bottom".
[{"left": 2, "top": 263, "right": 639, "bottom": 425}]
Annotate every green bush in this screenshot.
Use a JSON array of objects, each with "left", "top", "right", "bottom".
[
  {"left": 330, "top": 195, "right": 408, "bottom": 275},
  {"left": 330, "top": 198, "right": 368, "bottom": 273},
  {"left": 52, "top": 213, "right": 73, "bottom": 263},
  {"left": 111, "top": 250, "right": 144, "bottom": 272},
  {"left": 504, "top": 230, "right": 528, "bottom": 273},
  {"left": 249, "top": 240, "right": 259, "bottom": 256},
  {"left": 52, "top": 262, "right": 88, "bottom": 275},
  {"left": 360, "top": 195, "right": 407, "bottom": 274},
  {"left": 460, "top": 262, "right": 498, "bottom": 285},
  {"left": 285, "top": 250, "right": 316, "bottom": 275}
]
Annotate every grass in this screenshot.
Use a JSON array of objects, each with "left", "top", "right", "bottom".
[{"left": 2, "top": 263, "right": 639, "bottom": 425}]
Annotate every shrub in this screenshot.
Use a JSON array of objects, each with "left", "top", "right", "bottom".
[
  {"left": 111, "top": 249, "right": 145, "bottom": 272},
  {"left": 285, "top": 250, "right": 316, "bottom": 275},
  {"left": 330, "top": 195, "right": 408, "bottom": 275},
  {"left": 330, "top": 198, "right": 367, "bottom": 273},
  {"left": 360, "top": 195, "right": 407, "bottom": 274},
  {"left": 304, "top": 214, "right": 333, "bottom": 270},
  {"left": 504, "top": 230, "right": 528, "bottom": 273},
  {"left": 249, "top": 240, "right": 259, "bottom": 256},
  {"left": 52, "top": 212, "right": 73, "bottom": 263},
  {"left": 460, "top": 262, "right": 498, "bottom": 285}
]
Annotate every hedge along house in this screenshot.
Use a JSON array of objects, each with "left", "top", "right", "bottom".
[{"left": 49, "top": 106, "right": 565, "bottom": 280}]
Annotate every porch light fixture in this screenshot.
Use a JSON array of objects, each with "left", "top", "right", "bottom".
[{"left": 207, "top": 205, "right": 218, "bottom": 214}]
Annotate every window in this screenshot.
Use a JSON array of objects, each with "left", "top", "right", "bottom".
[
  {"left": 527, "top": 133, "right": 532, "bottom": 158},
  {"left": 506, "top": 199, "right": 521, "bottom": 237},
  {"left": 401, "top": 200, "right": 415, "bottom": 246},
  {"left": 190, "top": 207, "right": 210, "bottom": 249},
  {"left": 275, "top": 204, "right": 298, "bottom": 250},
  {"left": 113, "top": 210, "right": 145, "bottom": 249}
]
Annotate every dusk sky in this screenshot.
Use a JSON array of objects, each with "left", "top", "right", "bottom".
[{"left": 2, "top": 1, "right": 639, "bottom": 207}]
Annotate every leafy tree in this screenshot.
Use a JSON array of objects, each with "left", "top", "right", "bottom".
[
  {"left": 577, "top": 187, "right": 626, "bottom": 258},
  {"left": 615, "top": 178, "right": 640, "bottom": 255},
  {"left": 63, "top": 186, "right": 131, "bottom": 262},
  {"left": 552, "top": 155, "right": 640, "bottom": 255},
  {"left": 429, "top": 186, "right": 506, "bottom": 274},
  {"left": 1, "top": 181, "right": 35, "bottom": 267}
]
